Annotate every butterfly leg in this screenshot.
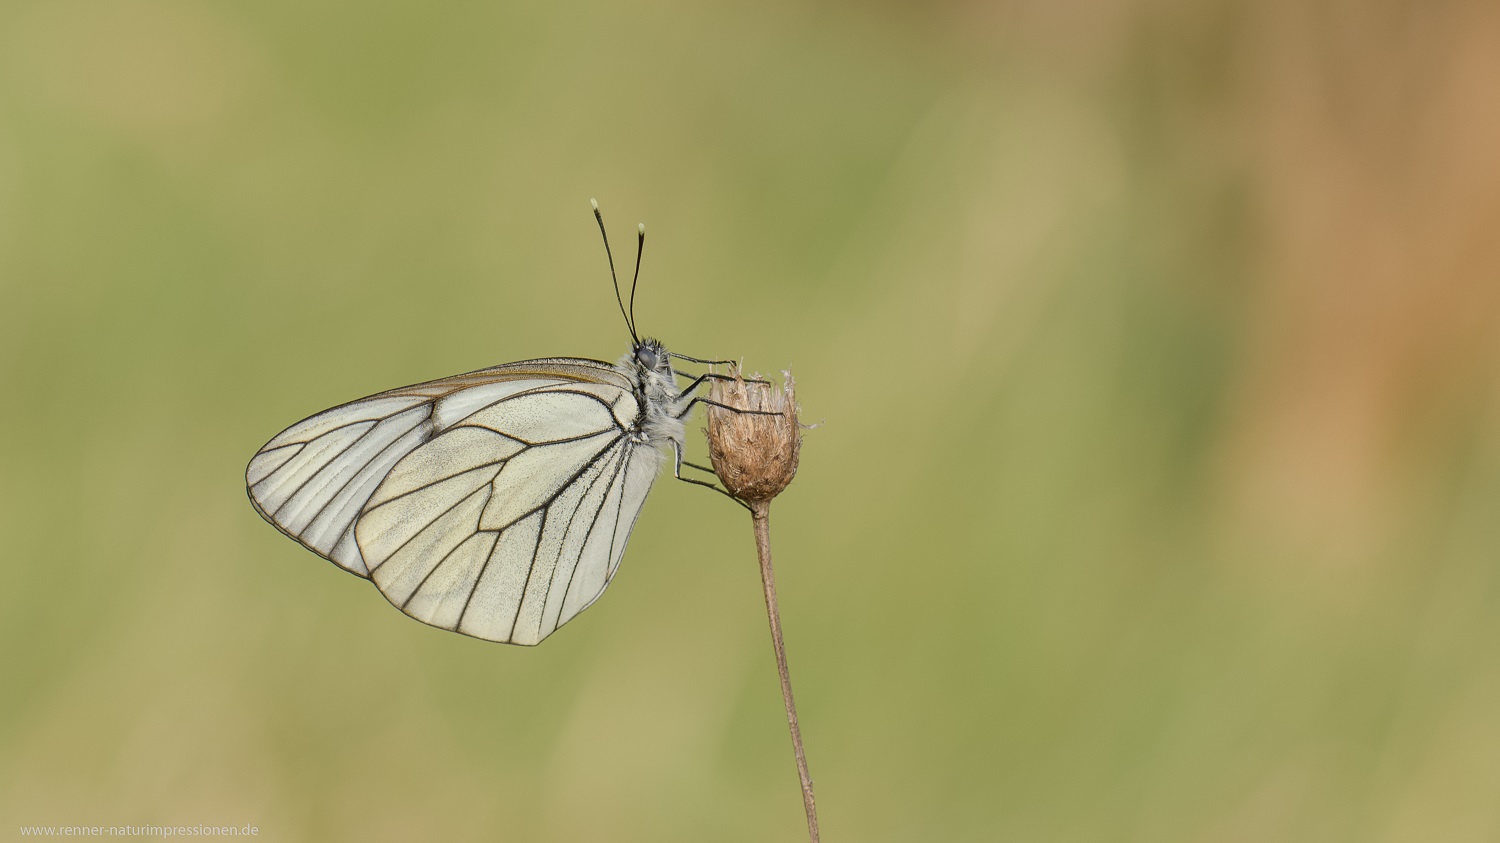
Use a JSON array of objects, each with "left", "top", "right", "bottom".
[
  {"left": 671, "top": 441, "right": 750, "bottom": 510},
  {"left": 675, "top": 371, "right": 770, "bottom": 397},
  {"left": 674, "top": 397, "right": 782, "bottom": 420},
  {"left": 670, "top": 352, "right": 735, "bottom": 365}
]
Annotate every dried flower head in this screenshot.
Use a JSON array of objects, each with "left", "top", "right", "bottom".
[{"left": 705, "top": 368, "right": 801, "bottom": 505}]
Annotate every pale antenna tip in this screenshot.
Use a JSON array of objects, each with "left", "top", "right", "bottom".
[
  {"left": 638, "top": 222, "right": 645, "bottom": 234},
  {"left": 590, "top": 198, "right": 599, "bottom": 211}
]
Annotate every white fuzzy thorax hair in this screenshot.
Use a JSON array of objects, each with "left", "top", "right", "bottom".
[{"left": 615, "top": 338, "right": 687, "bottom": 458}]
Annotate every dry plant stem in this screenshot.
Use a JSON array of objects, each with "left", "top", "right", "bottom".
[
  {"left": 705, "top": 367, "right": 816, "bottom": 838},
  {"left": 751, "top": 500, "right": 820, "bottom": 843}
]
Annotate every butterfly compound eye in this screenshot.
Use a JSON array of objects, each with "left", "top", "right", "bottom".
[{"left": 635, "top": 345, "right": 659, "bottom": 369}]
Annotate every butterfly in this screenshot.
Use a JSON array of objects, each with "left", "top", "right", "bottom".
[{"left": 246, "top": 201, "right": 742, "bottom": 645}]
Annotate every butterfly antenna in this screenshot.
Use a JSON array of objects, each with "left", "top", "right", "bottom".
[
  {"left": 628, "top": 222, "right": 644, "bottom": 336},
  {"left": 592, "top": 198, "right": 638, "bottom": 344}
]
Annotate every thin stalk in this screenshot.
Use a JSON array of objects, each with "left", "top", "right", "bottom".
[{"left": 750, "top": 500, "right": 820, "bottom": 843}]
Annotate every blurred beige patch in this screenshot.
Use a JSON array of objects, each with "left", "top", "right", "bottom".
[
  {"left": 9, "top": 0, "right": 263, "bottom": 144},
  {"left": 1215, "top": 0, "right": 1500, "bottom": 566},
  {"left": 0, "top": 131, "right": 19, "bottom": 364},
  {"left": 542, "top": 633, "right": 746, "bottom": 838},
  {"left": 948, "top": 86, "right": 1125, "bottom": 369},
  {"left": 0, "top": 616, "right": 277, "bottom": 829},
  {"left": 1376, "top": 670, "right": 1500, "bottom": 842}
]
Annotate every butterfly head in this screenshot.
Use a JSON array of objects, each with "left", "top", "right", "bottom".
[{"left": 633, "top": 338, "right": 672, "bottom": 376}]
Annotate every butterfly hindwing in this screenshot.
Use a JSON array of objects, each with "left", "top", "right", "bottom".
[{"left": 357, "top": 384, "right": 662, "bottom": 645}]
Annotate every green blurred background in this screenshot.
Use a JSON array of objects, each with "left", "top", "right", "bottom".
[{"left": 3, "top": 1, "right": 1498, "bottom": 840}]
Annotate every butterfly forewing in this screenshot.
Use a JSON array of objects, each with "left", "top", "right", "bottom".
[{"left": 246, "top": 358, "right": 663, "bottom": 644}]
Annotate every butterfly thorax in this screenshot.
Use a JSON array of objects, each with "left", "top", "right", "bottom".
[{"left": 618, "top": 338, "right": 686, "bottom": 450}]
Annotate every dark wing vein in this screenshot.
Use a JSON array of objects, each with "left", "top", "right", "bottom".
[
  {"left": 357, "top": 448, "right": 518, "bottom": 512},
  {"left": 436, "top": 383, "right": 626, "bottom": 438},
  {"left": 364, "top": 468, "right": 499, "bottom": 573},
  {"left": 271, "top": 413, "right": 395, "bottom": 449},
  {"left": 540, "top": 440, "right": 629, "bottom": 620},
  {"left": 478, "top": 433, "right": 627, "bottom": 533},
  {"left": 605, "top": 442, "right": 633, "bottom": 574},
  {"left": 503, "top": 508, "right": 551, "bottom": 642},
  {"left": 558, "top": 441, "right": 633, "bottom": 622},
  {"left": 301, "top": 416, "right": 432, "bottom": 543},
  {"left": 507, "top": 425, "right": 625, "bottom": 448},
  {"left": 264, "top": 421, "right": 377, "bottom": 517},
  {"left": 400, "top": 501, "right": 487, "bottom": 613},
  {"left": 274, "top": 408, "right": 433, "bottom": 523},
  {"left": 454, "top": 436, "right": 628, "bottom": 637}
]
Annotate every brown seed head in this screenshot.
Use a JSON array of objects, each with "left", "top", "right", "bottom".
[{"left": 705, "top": 368, "right": 801, "bottom": 505}]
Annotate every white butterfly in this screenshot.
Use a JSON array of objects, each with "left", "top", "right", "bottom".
[{"left": 246, "top": 202, "right": 735, "bottom": 645}]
